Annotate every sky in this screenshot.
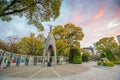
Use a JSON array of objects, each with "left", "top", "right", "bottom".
[{"left": 0, "top": 0, "right": 120, "bottom": 47}]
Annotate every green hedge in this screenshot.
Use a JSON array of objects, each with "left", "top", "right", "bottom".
[
  {"left": 73, "top": 56, "right": 82, "bottom": 64},
  {"left": 112, "top": 61, "right": 120, "bottom": 65},
  {"left": 97, "top": 61, "right": 102, "bottom": 65},
  {"left": 103, "top": 62, "right": 114, "bottom": 67},
  {"left": 69, "top": 47, "right": 82, "bottom": 64}
]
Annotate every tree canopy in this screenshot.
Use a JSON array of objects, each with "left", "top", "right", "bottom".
[
  {"left": 52, "top": 23, "right": 84, "bottom": 56},
  {"left": 52, "top": 23, "right": 84, "bottom": 48},
  {"left": 0, "top": 39, "right": 11, "bottom": 52},
  {"left": 96, "top": 37, "right": 119, "bottom": 61},
  {"left": 17, "top": 33, "right": 45, "bottom": 55},
  {"left": 96, "top": 37, "right": 118, "bottom": 53},
  {"left": 0, "top": 0, "right": 62, "bottom": 31},
  {"left": 7, "top": 35, "right": 20, "bottom": 53}
]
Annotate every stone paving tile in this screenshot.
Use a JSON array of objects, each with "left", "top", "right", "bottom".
[
  {"left": 0, "top": 62, "right": 120, "bottom": 80},
  {"left": 53, "top": 67, "right": 75, "bottom": 76},
  {"left": 32, "top": 68, "right": 57, "bottom": 79},
  {"left": 9, "top": 68, "right": 41, "bottom": 78}
]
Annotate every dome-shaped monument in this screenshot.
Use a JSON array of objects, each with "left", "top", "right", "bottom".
[{"left": 42, "top": 25, "right": 57, "bottom": 66}]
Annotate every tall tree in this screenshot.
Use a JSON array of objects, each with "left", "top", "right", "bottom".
[
  {"left": 18, "top": 33, "right": 45, "bottom": 55},
  {"left": 52, "top": 23, "right": 84, "bottom": 48},
  {"left": 96, "top": 37, "right": 118, "bottom": 61},
  {"left": 0, "top": 0, "right": 62, "bottom": 31},
  {"left": 52, "top": 23, "right": 84, "bottom": 56},
  {"left": 7, "top": 35, "right": 20, "bottom": 53},
  {"left": 0, "top": 39, "right": 11, "bottom": 51}
]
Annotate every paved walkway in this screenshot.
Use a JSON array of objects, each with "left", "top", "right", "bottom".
[{"left": 0, "top": 62, "right": 120, "bottom": 80}]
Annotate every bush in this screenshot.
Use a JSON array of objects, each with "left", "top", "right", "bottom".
[
  {"left": 112, "top": 61, "right": 120, "bottom": 65},
  {"left": 73, "top": 56, "right": 82, "bottom": 64},
  {"left": 97, "top": 61, "right": 102, "bottom": 65},
  {"left": 69, "top": 47, "right": 82, "bottom": 64},
  {"left": 82, "top": 51, "right": 90, "bottom": 62},
  {"left": 103, "top": 62, "right": 114, "bottom": 67}
]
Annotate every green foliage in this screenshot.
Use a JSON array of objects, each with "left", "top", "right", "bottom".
[
  {"left": 112, "top": 45, "right": 120, "bottom": 58},
  {"left": 56, "top": 39, "right": 68, "bottom": 56},
  {"left": 73, "top": 56, "right": 82, "bottom": 64},
  {"left": 69, "top": 46, "right": 82, "bottom": 64},
  {"left": 112, "top": 61, "right": 120, "bottom": 65},
  {"left": 82, "top": 51, "right": 90, "bottom": 62},
  {"left": 17, "top": 33, "right": 45, "bottom": 55},
  {"left": 103, "top": 62, "right": 114, "bottom": 67},
  {"left": 0, "top": 0, "right": 62, "bottom": 31},
  {"left": 0, "top": 39, "right": 10, "bottom": 52},
  {"left": 52, "top": 23, "right": 84, "bottom": 57},
  {"left": 97, "top": 61, "right": 102, "bottom": 65},
  {"left": 100, "top": 53, "right": 106, "bottom": 58},
  {"left": 105, "top": 49, "right": 116, "bottom": 61},
  {"left": 96, "top": 37, "right": 118, "bottom": 61},
  {"left": 115, "top": 55, "right": 120, "bottom": 61}
]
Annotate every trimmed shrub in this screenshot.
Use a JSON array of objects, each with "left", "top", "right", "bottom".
[
  {"left": 112, "top": 61, "right": 120, "bottom": 65},
  {"left": 103, "top": 62, "right": 114, "bottom": 67},
  {"left": 69, "top": 47, "right": 82, "bottom": 64},
  {"left": 97, "top": 61, "right": 102, "bottom": 65},
  {"left": 73, "top": 55, "right": 82, "bottom": 64}
]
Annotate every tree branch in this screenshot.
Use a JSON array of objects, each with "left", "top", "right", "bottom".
[
  {"left": 0, "top": 7, "right": 27, "bottom": 17},
  {"left": 3, "top": 0, "right": 17, "bottom": 11}
]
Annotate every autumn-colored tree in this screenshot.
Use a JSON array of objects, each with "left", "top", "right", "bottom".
[
  {"left": 7, "top": 35, "right": 20, "bottom": 53},
  {"left": 18, "top": 33, "right": 45, "bottom": 55},
  {"left": 0, "top": 39, "right": 11, "bottom": 52},
  {"left": 0, "top": 0, "right": 62, "bottom": 31}
]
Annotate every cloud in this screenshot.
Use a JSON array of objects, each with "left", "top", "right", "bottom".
[
  {"left": 0, "top": 0, "right": 120, "bottom": 47},
  {"left": 94, "top": 6, "right": 106, "bottom": 19},
  {"left": 108, "top": 23, "right": 119, "bottom": 28}
]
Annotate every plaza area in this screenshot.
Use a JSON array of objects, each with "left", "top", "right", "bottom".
[{"left": 0, "top": 62, "right": 120, "bottom": 80}]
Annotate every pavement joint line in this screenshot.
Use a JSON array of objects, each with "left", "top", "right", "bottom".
[
  {"left": 50, "top": 67, "right": 61, "bottom": 77},
  {"left": 6, "top": 67, "right": 41, "bottom": 76},
  {"left": 62, "top": 68, "right": 79, "bottom": 74},
  {"left": 28, "top": 67, "right": 46, "bottom": 78}
]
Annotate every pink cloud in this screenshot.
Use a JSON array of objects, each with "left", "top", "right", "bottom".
[
  {"left": 94, "top": 6, "right": 106, "bottom": 19},
  {"left": 66, "top": 11, "right": 82, "bottom": 25}
]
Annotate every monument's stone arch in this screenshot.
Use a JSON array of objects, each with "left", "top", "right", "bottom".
[{"left": 43, "top": 33, "right": 57, "bottom": 66}]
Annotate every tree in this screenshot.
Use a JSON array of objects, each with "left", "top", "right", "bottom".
[
  {"left": 82, "top": 51, "right": 90, "bottom": 62},
  {"left": 52, "top": 23, "right": 84, "bottom": 56},
  {"left": 112, "top": 45, "right": 120, "bottom": 59},
  {"left": 52, "top": 23, "right": 84, "bottom": 47},
  {"left": 17, "top": 33, "right": 45, "bottom": 55},
  {"left": 56, "top": 39, "right": 68, "bottom": 56},
  {"left": 7, "top": 35, "right": 20, "bottom": 53},
  {"left": 0, "top": 0, "right": 62, "bottom": 31},
  {"left": 0, "top": 39, "right": 11, "bottom": 51},
  {"left": 96, "top": 37, "right": 118, "bottom": 61}
]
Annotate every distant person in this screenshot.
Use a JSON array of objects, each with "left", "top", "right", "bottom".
[
  {"left": 34, "top": 56, "right": 37, "bottom": 65},
  {"left": 25, "top": 55, "right": 29, "bottom": 66}
]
